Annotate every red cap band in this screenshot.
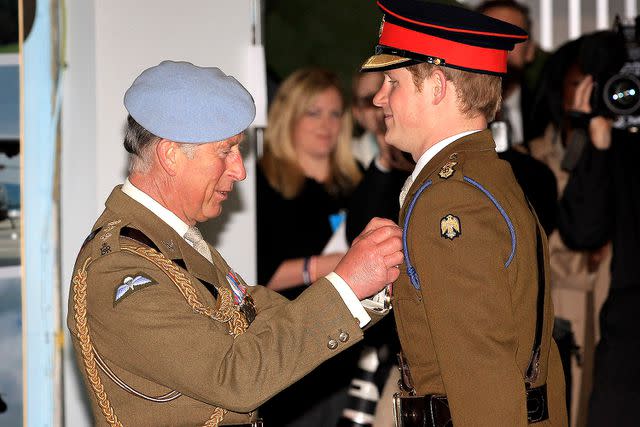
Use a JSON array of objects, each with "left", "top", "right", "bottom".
[{"left": 380, "top": 22, "right": 508, "bottom": 74}]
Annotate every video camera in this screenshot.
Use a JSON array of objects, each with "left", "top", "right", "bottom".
[{"left": 591, "top": 15, "right": 640, "bottom": 132}]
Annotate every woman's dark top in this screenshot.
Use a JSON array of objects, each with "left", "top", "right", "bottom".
[{"left": 256, "top": 163, "right": 351, "bottom": 298}]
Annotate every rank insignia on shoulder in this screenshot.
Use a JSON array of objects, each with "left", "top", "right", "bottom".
[
  {"left": 114, "top": 274, "right": 157, "bottom": 306},
  {"left": 438, "top": 161, "right": 457, "bottom": 179},
  {"left": 440, "top": 214, "right": 461, "bottom": 240}
]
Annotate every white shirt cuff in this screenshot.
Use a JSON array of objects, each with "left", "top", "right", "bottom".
[
  {"left": 325, "top": 272, "right": 371, "bottom": 328},
  {"left": 374, "top": 156, "right": 392, "bottom": 173}
]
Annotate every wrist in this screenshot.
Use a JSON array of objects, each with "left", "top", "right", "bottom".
[{"left": 310, "top": 255, "right": 317, "bottom": 283}]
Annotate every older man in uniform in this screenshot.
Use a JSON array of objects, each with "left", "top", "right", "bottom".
[
  {"left": 360, "top": 1, "right": 568, "bottom": 426},
  {"left": 67, "top": 61, "right": 403, "bottom": 426}
]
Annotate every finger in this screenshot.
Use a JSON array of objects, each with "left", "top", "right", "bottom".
[
  {"left": 367, "top": 225, "right": 403, "bottom": 245},
  {"left": 383, "top": 250, "right": 404, "bottom": 269},
  {"left": 574, "top": 75, "right": 594, "bottom": 113},
  {"left": 386, "top": 266, "right": 401, "bottom": 283},
  {"left": 361, "top": 218, "right": 399, "bottom": 236},
  {"left": 374, "top": 235, "right": 403, "bottom": 260}
]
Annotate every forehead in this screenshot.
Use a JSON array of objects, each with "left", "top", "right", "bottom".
[
  {"left": 306, "top": 86, "right": 343, "bottom": 107},
  {"left": 385, "top": 67, "right": 411, "bottom": 80}
]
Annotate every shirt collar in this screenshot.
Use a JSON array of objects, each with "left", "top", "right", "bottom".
[
  {"left": 121, "top": 178, "right": 190, "bottom": 240},
  {"left": 411, "top": 130, "right": 482, "bottom": 181}
]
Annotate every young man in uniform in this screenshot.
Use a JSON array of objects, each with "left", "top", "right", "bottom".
[{"left": 360, "top": 1, "right": 568, "bottom": 425}]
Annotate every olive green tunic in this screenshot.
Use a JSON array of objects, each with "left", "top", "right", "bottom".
[
  {"left": 68, "top": 186, "right": 371, "bottom": 426},
  {"left": 393, "top": 130, "right": 567, "bottom": 426}
]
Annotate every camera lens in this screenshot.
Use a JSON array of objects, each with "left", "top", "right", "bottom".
[{"left": 603, "top": 74, "right": 640, "bottom": 115}]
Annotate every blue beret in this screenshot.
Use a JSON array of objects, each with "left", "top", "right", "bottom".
[{"left": 124, "top": 61, "right": 256, "bottom": 143}]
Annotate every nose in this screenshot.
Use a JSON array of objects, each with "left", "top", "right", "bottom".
[
  {"left": 228, "top": 153, "right": 246, "bottom": 182},
  {"left": 373, "top": 85, "right": 387, "bottom": 108}
]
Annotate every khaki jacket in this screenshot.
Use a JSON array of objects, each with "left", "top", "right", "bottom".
[
  {"left": 393, "top": 130, "right": 567, "bottom": 426},
  {"left": 68, "top": 186, "right": 369, "bottom": 426}
]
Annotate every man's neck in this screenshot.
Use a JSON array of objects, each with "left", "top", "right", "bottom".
[
  {"left": 414, "top": 115, "right": 488, "bottom": 161},
  {"left": 129, "top": 172, "right": 193, "bottom": 225}
]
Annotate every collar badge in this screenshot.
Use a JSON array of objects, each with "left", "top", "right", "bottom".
[{"left": 438, "top": 161, "right": 457, "bottom": 179}]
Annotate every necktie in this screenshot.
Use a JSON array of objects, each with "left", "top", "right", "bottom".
[
  {"left": 399, "top": 175, "right": 414, "bottom": 207},
  {"left": 184, "top": 226, "right": 213, "bottom": 264}
]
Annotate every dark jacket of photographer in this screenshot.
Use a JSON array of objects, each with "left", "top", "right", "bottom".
[{"left": 558, "top": 129, "right": 640, "bottom": 290}]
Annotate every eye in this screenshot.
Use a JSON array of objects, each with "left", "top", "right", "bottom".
[{"left": 305, "top": 109, "right": 321, "bottom": 117}]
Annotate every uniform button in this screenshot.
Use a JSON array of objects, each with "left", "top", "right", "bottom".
[
  {"left": 327, "top": 339, "right": 338, "bottom": 350},
  {"left": 338, "top": 331, "right": 349, "bottom": 342}
]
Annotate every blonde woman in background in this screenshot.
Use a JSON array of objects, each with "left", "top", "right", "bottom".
[{"left": 257, "top": 67, "right": 363, "bottom": 427}]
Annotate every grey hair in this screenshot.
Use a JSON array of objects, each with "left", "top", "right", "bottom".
[
  {"left": 124, "top": 115, "right": 199, "bottom": 173},
  {"left": 124, "top": 115, "right": 160, "bottom": 174}
]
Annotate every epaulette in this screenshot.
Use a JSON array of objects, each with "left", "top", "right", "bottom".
[{"left": 81, "top": 219, "right": 127, "bottom": 260}]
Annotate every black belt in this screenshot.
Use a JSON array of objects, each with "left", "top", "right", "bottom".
[{"left": 393, "top": 384, "right": 549, "bottom": 426}]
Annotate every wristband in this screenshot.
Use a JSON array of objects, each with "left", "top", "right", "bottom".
[{"left": 302, "top": 257, "right": 312, "bottom": 285}]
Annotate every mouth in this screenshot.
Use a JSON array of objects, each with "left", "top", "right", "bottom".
[{"left": 217, "top": 190, "right": 230, "bottom": 199}]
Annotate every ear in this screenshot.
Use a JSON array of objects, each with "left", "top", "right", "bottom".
[
  {"left": 431, "top": 69, "right": 447, "bottom": 105},
  {"left": 155, "top": 139, "right": 180, "bottom": 176}
]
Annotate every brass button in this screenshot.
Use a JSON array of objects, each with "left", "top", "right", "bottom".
[
  {"left": 327, "top": 339, "right": 338, "bottom": 350},
  {"left": 338, "top": 331, "right": 349, "bottom": 342}
]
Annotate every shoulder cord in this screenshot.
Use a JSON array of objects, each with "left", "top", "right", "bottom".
[{"left": 72, "top": 242, "right": 249, "bottom": 427}]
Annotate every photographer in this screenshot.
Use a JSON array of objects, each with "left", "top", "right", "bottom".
[{"left": 557, "top": 25, "right": 640, "bottom": 427}]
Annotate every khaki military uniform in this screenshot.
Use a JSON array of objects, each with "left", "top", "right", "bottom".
[
  {"left": 68, "top": 186, "right": 371, "bottom": 426},
  {"left": 393, "top": 130, "right": 567, "bottom": 426}
]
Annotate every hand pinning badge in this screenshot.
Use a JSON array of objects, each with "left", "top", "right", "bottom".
[
  {"left": 114, "top": 274, "right": 157, "bottom": 306},
  {"left": 440, "top": 214, "right": 461, "bottom": 240}
]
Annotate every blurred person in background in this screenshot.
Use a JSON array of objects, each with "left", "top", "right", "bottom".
[
  {"left": 556, "top": 27, "right": 639, "bottom": 427},
  {"left": 340, "top": 70, "right": 412, "bottom": 427},
  {"left": 478, "top": 0, "right": 558, "bottom": 237},
  {"left": 256, "top": 67, "right": 364, "bottom": 427},
  {"left": 528, "top": 32, "right": 617, "bottom": 426},
  {"left": 347, "top": 70, "right": 413, "bottom": 243}
]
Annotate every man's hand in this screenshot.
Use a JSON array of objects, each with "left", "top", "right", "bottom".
[
  {"left": 335, "top": 218, "right": 403, "bottom": 300},
  {"left": 572, "top": 75, "right": 613, "bottom": 150}
]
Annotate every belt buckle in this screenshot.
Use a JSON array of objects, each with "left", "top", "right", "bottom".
[{"left": 393, "top": 393, "right": 431, "bottom": 427}]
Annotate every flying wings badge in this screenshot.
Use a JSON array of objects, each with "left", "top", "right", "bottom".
[{"left": 114, "top": 274, "right": 157, "bottom": 306}]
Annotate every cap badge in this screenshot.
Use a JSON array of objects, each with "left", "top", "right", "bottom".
[
  {"left": 114, "top": 273, "right": 157, "bottom": 306},
  {"left": 379, "top": 14, "right": 386, "bottom": 38},
  {"left": 440, "top": 214, "right": 461, "bottom": 240},
  {"left": 438, "top": 161, "right": 457, "bottom": 179}
]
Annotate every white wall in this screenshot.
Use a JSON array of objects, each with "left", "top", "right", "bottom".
[{"left": 61, "top": 1, "right": 258, "bottom": 424}]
